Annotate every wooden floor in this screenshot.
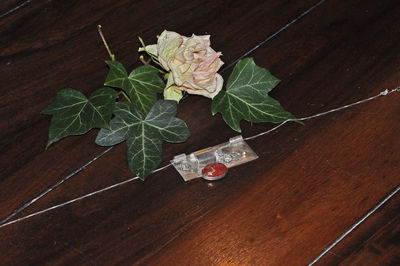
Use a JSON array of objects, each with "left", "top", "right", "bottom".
[{"left": 1, "top": 0, "right": 399, "bottom": 265}]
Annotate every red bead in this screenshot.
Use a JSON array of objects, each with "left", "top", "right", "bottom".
[{"left": 202, "top": 163, "right": 227, "bottom": 181}]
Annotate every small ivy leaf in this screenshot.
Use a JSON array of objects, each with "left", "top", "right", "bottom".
[
  {"left": 42, "top": 87, "right": 118, "bottom": 148},
  {"left": 212, "top": 58, "right": 298, "bottom": 132},
  {"left": 104, "top": 60, "right": 165, "bottom": 115},
  {"left": 95, "top": 100, "right": 190, "bottom": 180}
]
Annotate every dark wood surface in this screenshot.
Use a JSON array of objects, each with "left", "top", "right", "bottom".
[
  {"left": 0, "top": 0, "right": 399, "bottom": 265},
  {"left": 318, "top": 192, "right": 400, "bottom": 265}
]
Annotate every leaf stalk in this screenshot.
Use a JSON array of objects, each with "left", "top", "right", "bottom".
[{"left": 97, "top": 25, "right": 115, "bottom": 61}]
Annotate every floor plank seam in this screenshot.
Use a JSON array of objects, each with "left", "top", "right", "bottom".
[
  {"left": 0, "top": 147, "right": 113, "bottom": 226},
  {"left": 308, "top": 185, "right": 400, "bottom": 265},
  {"left": 0, "top": 164, "right": 174, "bottom": 229},
  {"left": 221, "top": 0, "right": 327, "bottom": 73},
  {"left": 0, "top": 0, "right": 33, "bottom": 19}
]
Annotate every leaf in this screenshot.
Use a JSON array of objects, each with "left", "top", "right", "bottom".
[
  {"left": 42, "top": 87, "right": 118, "bottom": 148},
  {"left": 104, "top": 60, "right": 165, "bottom": 115},
  {"left": 96, "top": 100, "right": 190, "bottom": 180},
  {"left": 226, "top": 57, "right": 281, "bottom": 94},
  {"left": 212, "top": 58, "right": 297, "bottom": 132}
]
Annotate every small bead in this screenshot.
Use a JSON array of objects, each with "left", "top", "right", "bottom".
[{"left": 202, "top": 163, "right": 227, "bottom": 181}]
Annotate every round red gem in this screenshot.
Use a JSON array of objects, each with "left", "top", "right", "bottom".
[{"left": 202, "top": 163, "right": 227, "bottom": 181}]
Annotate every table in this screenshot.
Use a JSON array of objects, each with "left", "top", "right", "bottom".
[{"left": 1, "top": 0, "right": 399, "bottom": 264}]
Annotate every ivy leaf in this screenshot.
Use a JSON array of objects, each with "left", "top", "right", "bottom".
[
  {"left": 212, "top": 58, "right": 297, "bottom": 132},
  {"left": 95, "top": 100, "right": 190, "bottom": 180},
  {"left": 42, "top": 87, "right": 118, "bottom": 148},
  {"left": 226, "top": 57, "right": 281, "bottom": 94},
  {"left": 104, "top": 60, "right": 165, "bottom": 115}
]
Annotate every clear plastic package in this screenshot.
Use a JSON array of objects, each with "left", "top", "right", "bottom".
[{"left": 172, "top": 136, "right": 258, "bottom": 181}]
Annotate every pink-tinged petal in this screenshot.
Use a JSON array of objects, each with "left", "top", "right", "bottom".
[{"left": 157, "top": 30, "right": 183, "bottom": 71}]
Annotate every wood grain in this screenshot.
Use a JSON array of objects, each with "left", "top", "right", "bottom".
[{"left": 0, "top": 0, "right": 399, "bottom": 265}]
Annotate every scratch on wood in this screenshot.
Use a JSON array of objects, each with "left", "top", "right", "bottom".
[{"left": 0, "top": 0, "right": 34, "bottom": 19}]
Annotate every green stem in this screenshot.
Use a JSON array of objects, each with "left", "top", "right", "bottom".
[
  {"left": 138, "top": 37, "right": 165, "bottom": 70},
  {"left": 118, "top": 90, "right": 131, "bottom": 103},
  {"left": 97, "top": 25, "right": 115, "bottom": 61},
  {"left": 121, "top": 91, "right": 131, "bottom": 103},
  {"left": 140, "top": 55, "right": 167, "bottom": 75}
]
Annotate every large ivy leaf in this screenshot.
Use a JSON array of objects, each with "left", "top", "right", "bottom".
[
  {"left": 104, "top": 60, "right": 165, "bottom": 115},
  {"left": 95, "top": 100, "right": 190, "bottom": 180},
  {"left": 212, "top": 58, "right": 297, "bottom": 132},
  {"left": 42, "top": 88, "right": 118, "bottom": 148}
]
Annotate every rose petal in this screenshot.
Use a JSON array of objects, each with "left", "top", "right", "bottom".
[{"left": 157, "top": 30, "right": 184, "bottom": 71}]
